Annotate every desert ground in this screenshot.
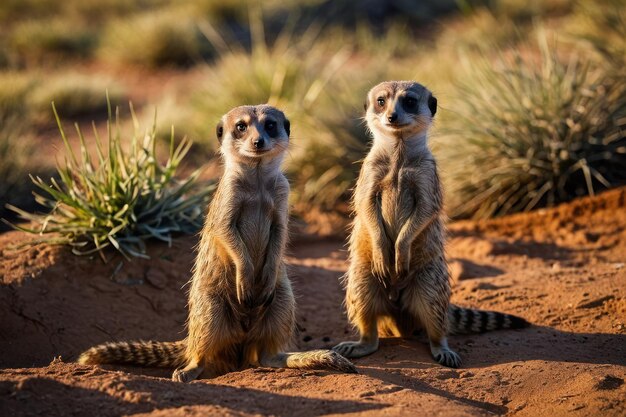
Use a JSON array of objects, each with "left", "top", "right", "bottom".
[{"left": 1, "top": 187, "right": 624, "bottom": 417}]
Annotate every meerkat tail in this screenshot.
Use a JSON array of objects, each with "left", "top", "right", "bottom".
[
  {"left": 270, "top": 350, "right": 358, "bottom": 373},
  {"left": 77, "top": 340, "right": 186, "bottom": 368},
  {"left": 448, "top": 305, "right": 530, "bottom": 335}
]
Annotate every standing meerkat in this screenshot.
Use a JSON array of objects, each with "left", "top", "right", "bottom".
[
  {"left": 79, "top": 105, "right": 356, "bottom": 381},
  {"left": 333, "top": 81, "right": 529, "bottom": 367}
]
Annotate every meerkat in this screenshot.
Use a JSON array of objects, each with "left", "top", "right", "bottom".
[
  {"left": 332, "top": 81, "right": 529, "bottom": 368},
  {"left": 78, "top": 105, "right": 356, "bottom": 381}
]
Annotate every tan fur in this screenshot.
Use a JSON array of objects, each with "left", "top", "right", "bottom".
[
  {"left": 333, "top": 81, "right": 528, "bottom": 368},
  {"left": 78, "top": 105, "right": 356, "bottom": 381}
]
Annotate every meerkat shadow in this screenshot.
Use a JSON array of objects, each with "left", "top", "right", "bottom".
[
  {"left": 361, "top": 366, "right": 509, "bottom": 415},
  {"left": 0, "top": 373, "right": 386, "bottom": 417},
  {"left": 351, "top": 326, "right": 626, "bottom": 369}
]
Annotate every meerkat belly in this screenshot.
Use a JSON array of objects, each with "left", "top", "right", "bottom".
[
  {"left": 238, "top": 196, "right": 274, "bottom": 272},
  {"left": 380, "top": 188, "right": 400, "bottom": 240},
  {"left": 380, "top": 179, "right": 415, "bottom": 241}
]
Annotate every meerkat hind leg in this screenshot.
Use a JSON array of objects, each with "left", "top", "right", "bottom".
[
  {"left": 429, "top": 337, "right": 461, "bottom": 368},
  {"left": 418, "top": 306, "right": 461, "bottom": 368},
  {"left": 172, "top": 361, "right": 204, "bottom": 383},
  {"left": 403, "top": 268, "right": 461, "bottom": 368}
]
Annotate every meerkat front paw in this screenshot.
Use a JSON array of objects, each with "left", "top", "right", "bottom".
[
  {"left": 236, "top": 270, "right": 254, "bottom": 307},
  {"left": 371, "top": 248, "right": 391, "bottom": 278}
]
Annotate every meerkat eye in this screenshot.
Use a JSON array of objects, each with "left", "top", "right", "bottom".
[
  {"left": 265, "top": 120, "right": 276, "bottom": 136},
  {"left": 404, "top": 97, "right": 418, "bottom": 111},
  {"left": 236, "top": 122, "right": 247, "bottom": 132},
  {"left": 377, "top": 97, "right": 385, "bottom": 107}
]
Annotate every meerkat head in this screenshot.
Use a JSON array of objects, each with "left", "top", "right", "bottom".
[
  {"left": 364, "top": 81, "right": 437, "bottom": 140},
  {"left": 216, "top": 105, "right": 290, "bottom": 164}
]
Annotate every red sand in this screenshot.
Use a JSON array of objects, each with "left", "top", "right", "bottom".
[{"left": 1, "top": 188, "right": 625, "bottom": 416}]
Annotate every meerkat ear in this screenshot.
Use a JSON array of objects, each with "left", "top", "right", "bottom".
[
  {"left": 428, "top": 94, "right": 437, "bottom": 117},
  {"left": 216, "top": 121, "right": 224, "bottom": 144},
  {"left": 283, "top": 118, "right": 290, "bottom": 137},
  {"left": 364, "top": 96, "right": 370, "bottom": 112}
]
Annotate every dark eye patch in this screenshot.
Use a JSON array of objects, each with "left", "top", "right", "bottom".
[
  {"left": 284, "top": 119, "right": 290, "bottom": 137},
  {"left": 216, "top": 121, "right": 224, "bottom": 144},
  {"left": 428, "top": 94, "right": 437, "bottom": 116},
  {"left": 403, "top": 96, "right": 418, "bottom": 113},
  {"left": 265, "top": 120, "right": 277, "bottom": 137},
  {"left": 377, "top": 97, "right": 385, "bottom": 107}
]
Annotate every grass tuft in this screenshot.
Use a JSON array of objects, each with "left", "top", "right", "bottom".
[
  {"left": 5, "top": 97, "right": 215, "bottom": 260},
  {"left": 439, "top": 33, "right": 626, "bottom": 219}
]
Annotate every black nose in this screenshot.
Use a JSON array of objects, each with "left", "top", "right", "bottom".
[
  {"left": 388, "top": 113, "right": 398, "bottom": 123},
  {"left": 253, "top": 138, "right": 265, "bottom": 149}
]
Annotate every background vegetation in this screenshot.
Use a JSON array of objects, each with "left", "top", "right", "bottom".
[{"left": 1, "top": 0, "right": 624, "bottom": 248}]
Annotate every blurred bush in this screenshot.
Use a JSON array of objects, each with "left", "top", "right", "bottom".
[
  {"left": 0, "top": 0, "right": 155, "bottom": 22},
  {"left": 98, "top": 9, "right": 213, "bottom": 68},
  {"left": 1, "top": 0, "right": 625, "bottom": 228},
  {"left": 156, "top": 11, "right": 370, "bottom": 212},
  {"left": 28, "top": 74, "right": 125, "bottom": 123},
  {"left": 570, "top": 0, "right": 625, "bottom": 69},
  {"left": 162, "top": 34, "right": 342, "bottom": 140},
  {"left": 438, "top": 33, "right": 626, "bottom": 219},
  {"left": 0, "top": 72, "right": 37, "bottom": 121},
  {"left": 8, "top": 19, "right": 96, "bottom": 65},
  {"left": 0, "top": 71, "right": 126, "bottom": 127},
  {"left": 0, "top": 117, "right": 39, "bottom": 227}
]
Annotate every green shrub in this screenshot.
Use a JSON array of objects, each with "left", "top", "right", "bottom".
[
  {"left": 6, "top": 99, "right": 215, "bottom": 260},
  {"left": 438, "top": 35, "right": 626, "bottom": 219},
  {"left": 98, "top": 9, "right": 210, "bottom": 68}
]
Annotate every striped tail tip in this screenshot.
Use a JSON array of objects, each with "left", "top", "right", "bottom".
[
  {"left": 449, "top": 305, "right": 531, "bottom": 334},
  {"left": 76, "top": 340, "right": 185, "bottom": 368},
  {"left": 508, "top": 314, "right": 531, "bottom": 329},
  {"left": 286, "top": 350, "right": 358, "bottom": 374},
  {"left": 77, "top": 348, "right": 101, "bottom": 365},
  {"left": 324, "top": 351, "right": 358, "bottom": 374}
]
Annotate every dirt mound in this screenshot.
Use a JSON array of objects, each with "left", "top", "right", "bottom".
[
  {"left": 1, "top": 188, "right": 625, "bottom": 416},
  {"left": 452, "top": 187, "right": 626, "bottom": 252}
]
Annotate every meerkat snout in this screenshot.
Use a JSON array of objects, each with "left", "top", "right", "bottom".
[
  {"left": 216, "top": 105, "right": 290, "bottom": 161},
  {"left": 365, "top": 81, "right": 437, "bottom": 139}
]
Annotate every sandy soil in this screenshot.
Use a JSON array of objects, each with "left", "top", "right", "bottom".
[{"left": 1, "top": 188, "right": 625, "bottom": 416}]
